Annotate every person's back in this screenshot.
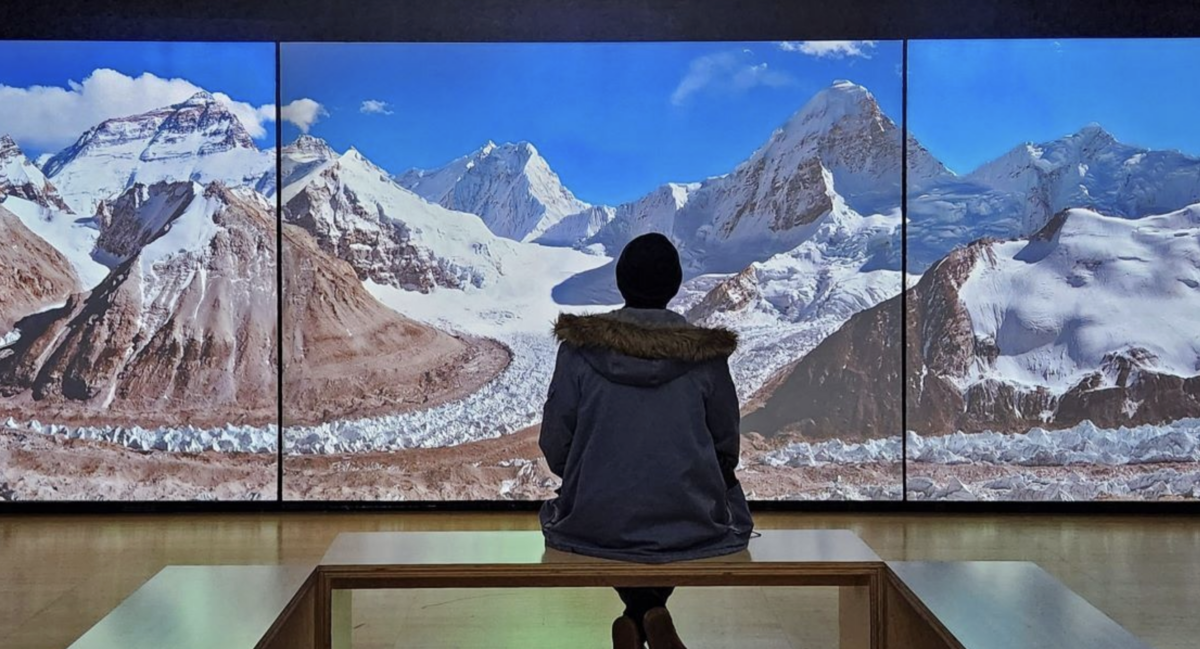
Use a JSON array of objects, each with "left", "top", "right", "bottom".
[
  {"left": 539, "top": 233, "right": 753, "bottom": 649},
  {"left": 540, "top": 308, "right": 753, "bottom": 561}
]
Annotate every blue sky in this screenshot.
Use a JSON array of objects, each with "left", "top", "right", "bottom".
[
  {"left": 909, "top": 39, "right": 1200, "bottom": 175},
  {"left": 0, "top": 41, "right": 276, "bottom": 156},
  {"left": 282, "top": 42, "right": 902, "bottom": 205}
]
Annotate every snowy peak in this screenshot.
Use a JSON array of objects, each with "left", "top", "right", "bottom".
[
  {"left": 41, "top": 92, "right": 275, "bottom": 215},
  {"left": 282, "top": 143, "right": 526, "bottom": 293},
  {"left": 967, "top": 125, "right": 1200, "bottom": 233},
  {"left": 141, "top": 91, "right": 257, "bottom": 160},
  {"left": 281, "top": 135, "right": 338, "bottom": 189},
  {"left": 285, "top": 134, "right": 336, "bottom": 158},
  {"left": 396, "top": 140, "right": 590, "bottom": 242},
  {"left": 0, "top": 134, "right": 73, "bottom": 212}
]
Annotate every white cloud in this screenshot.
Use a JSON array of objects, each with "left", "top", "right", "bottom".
[
  {"left": 359, "top": 99, "right": 394, "bottom": 115},
  {"left": 672, "top": 51, "right": 794, "bottom": 106},
  {"left": 778, "top": 41, "right": 878, "bottom": 59},
  {"left": 0, "top": 68, "right": 275, "bottom": 153},
  {"left": 281, "top": 98, "right": 328, "bottom": 133}
]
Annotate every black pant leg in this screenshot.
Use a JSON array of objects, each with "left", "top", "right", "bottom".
[{"left": 615, "top": 586, "right": 677, "bottom": 622}]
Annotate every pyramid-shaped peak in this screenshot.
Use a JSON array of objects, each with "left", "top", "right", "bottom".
[
  {"left": 179, "top": 90, "right": 219, "bottom": 106},
  {"left": 1073, "top": 123, "right": 1116, "bottom": 143},
  {"left": 811, "top": 80, "right": 877, "bottom": 109},
  {"left": 0, "top": 134, "right": 21, "bottom": 156},
  {"left": 288, "top": 134, "right": 334, "bottom": 152}
]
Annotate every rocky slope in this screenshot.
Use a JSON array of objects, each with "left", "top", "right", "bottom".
[
  {"left": 281, "top": 222, "right": 510, "bottom": 426},
  {"left": 0, "top": 204, "right": 80, "bottom": 334},
  {"left": 0, "top": 182, "right": 278, "bottom": 428},
  {"left": 283, "top": 142, "right": 527, "bottom": 293}
]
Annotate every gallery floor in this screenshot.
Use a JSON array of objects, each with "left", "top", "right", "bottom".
[{"left": 1, "top": 512, "right": 1197, "bottom": 649}]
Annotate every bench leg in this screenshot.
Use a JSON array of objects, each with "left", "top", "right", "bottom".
[
  {"left": 839, "top": 585, "right": 871, "bottom": 649},
  {"left": 331, "top": 589, "right": 353, "bottom": 649}
]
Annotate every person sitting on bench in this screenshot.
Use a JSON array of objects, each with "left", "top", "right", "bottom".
[{"left": 539, "top": 233, "right": 754, "bottom": 649}]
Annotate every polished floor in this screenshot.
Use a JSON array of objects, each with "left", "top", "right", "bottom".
[{"left": 1, "top": 512, "right": 1197, "bottom": 648}]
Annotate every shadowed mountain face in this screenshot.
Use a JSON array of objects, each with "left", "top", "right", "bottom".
[{"left": 0, "top": 204, "right": 79, "bottom": 333}]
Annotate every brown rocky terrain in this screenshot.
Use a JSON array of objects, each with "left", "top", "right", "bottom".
[
  {"left": 739, "top": 298, "right": 902, "bottom": 441},
  {"left": 282, "top": 224, "right": 510, "bottom": 425},
  {"left": 0, "top": 205, "right": 80, "bottom": 333},
  {"left": 0, "top": 427, "right": 274, "bottom": 501}
]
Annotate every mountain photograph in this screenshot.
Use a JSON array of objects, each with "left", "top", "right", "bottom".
[
  {"left": 898, "top": 39, "right": 1200, "bottom": 500},
  {"left": 279, "top": 41, "right": 909, "bottom": 500},
  {"left": 0, "top": 42, "right": 282, "bottom": 500}
]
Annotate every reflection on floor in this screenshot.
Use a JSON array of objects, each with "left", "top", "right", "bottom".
[{"left": 1, "top": 512, "right": 1197, "bottom": 648}]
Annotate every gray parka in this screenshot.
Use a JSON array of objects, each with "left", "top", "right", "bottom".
[{"left": 539, "top": 308, "right": 754, "bottom": 563}]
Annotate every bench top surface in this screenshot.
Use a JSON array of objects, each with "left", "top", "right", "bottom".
[
  {"left": 67, "top": 564, "right": 315, "bottom": 649},
  {"left": 888, "top": 561, "right": 1152, "bottom": 649},
  {"left": 320, "top": 529, "right": 881, "bottom": 568}
]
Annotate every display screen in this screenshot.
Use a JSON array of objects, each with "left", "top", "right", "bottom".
[
  {"left": 0, "top": 42, "right": 279, "bottom": 500},
  {"left": 904, "top": 39, "right": 1200, "bottom": 500},
  {"left": 279, "top": 41, "right": 906, "bottom": 500},
  {"left": 4, "top": 37, "right": 1194, "bottom": 504}
]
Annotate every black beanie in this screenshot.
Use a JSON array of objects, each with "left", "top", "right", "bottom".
[{"left": 616, "top": 233, "right": 683, "bottom": 309}]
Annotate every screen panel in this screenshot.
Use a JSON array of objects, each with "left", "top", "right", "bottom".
[
  {"left": 0, "top": 41, "right": 280, "bottom": 501},
  {"left": 904, "top": 38, "right": 1200, "bottom": 501},
  {"left": 280, "top": 41, "right": 905, "bottom": 501}
]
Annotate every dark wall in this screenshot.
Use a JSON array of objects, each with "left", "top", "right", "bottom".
[{"left": 2, "top": 0, "right": 1199, "bottom": 42}]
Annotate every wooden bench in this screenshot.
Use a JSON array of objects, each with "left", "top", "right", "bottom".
[
  {"left": 884, "top": 561, "right": 1153, "bottom": 649},
  {"left": 63, "top": 537, "right": 1159, "bottom": 649},
  {"left": 66, "top": 565, "right": 318, "bottom": 649},
  {"left": 316, "top": 529, "right": 887, "bottom": 649}
]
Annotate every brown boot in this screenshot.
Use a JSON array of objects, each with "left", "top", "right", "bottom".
[
  {"left": 612, "top": 615, "right": 645, "bottom": 649},
  {"left": 643, "top": 607, "right": 687, "bottom": 649}
]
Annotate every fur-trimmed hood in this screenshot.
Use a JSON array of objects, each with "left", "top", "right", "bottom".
[{"left": 553, "top": 310, "right": 737, "bottom": 361}]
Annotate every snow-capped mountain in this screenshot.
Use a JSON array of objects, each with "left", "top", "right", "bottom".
[
  {"left": 281, "top": 134, "right": 337, "bottom": 188},
  {"left": 585, "top": 183, "right": 700, "bottom": 254},
  {"left": 772, "top": 203, "right": 1200, "bottom": 440},
  {"left": 969, "top": 124, "right": 1200, "bottom": 233},
  {"left": 42, "top": 91, "right": 276, "bottom": 215},
  {"left": 0, "top": 204, "right": 79, "bottom": 334},
  {"left": 0, "top": 135, "right": 72, "bottom": 212},
  {"left": 588, "top": 81, "right": 944, "bottom": 274},
  {"left": 282, "top": 141, "right": 527, "bottom": 292},
  {"left": 533, "top": 205, "right": 616, "bottom": 247},
  {"left": 0, "top": 181, "right": 278, "bottom": 427},
  {"left": 396, "top": 141, "right": 590, "bottom": 242},
  {"left": 0, "top": 135, "right": 108, "bottom": 288},
  {"left": 681, "top": 191, "right": 906, "bottom": 402},
  {"left": 907, "top": 125, "right": 1200, "bottom": 273}
]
